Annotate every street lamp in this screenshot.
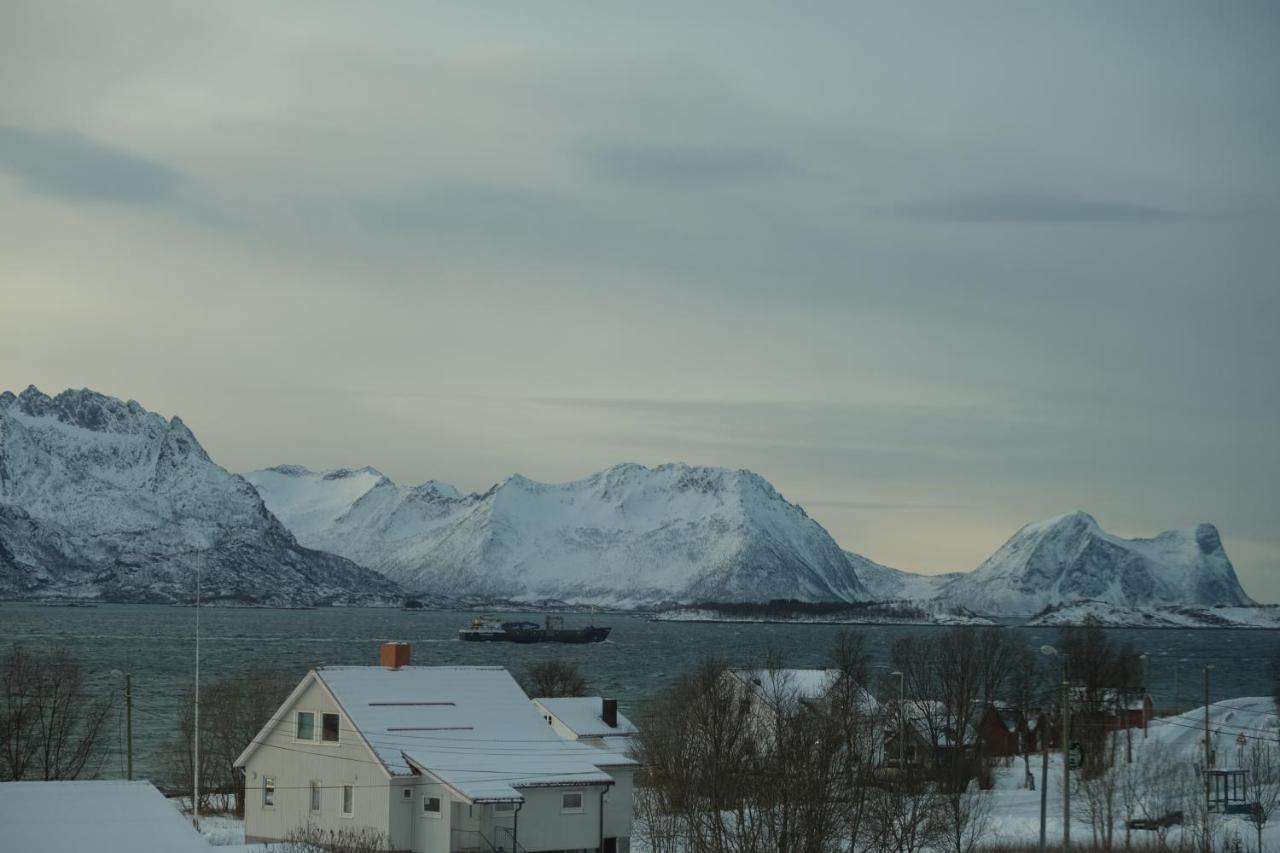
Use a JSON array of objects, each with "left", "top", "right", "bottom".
[
  {"left": 1139, "top": 654, "right": 1149, "bottom": 739},
  {"left": 110, "top": 669, "right": 133, "bottom": 781},
  {"left": 1204, "top": 664, "right": 1215, "bottom": 820},
  {"left": 891, "top": 670, "right": 905, "bottom": 769},
  {"left": 1175, "top": 658, "right": 1189, "bottom": 714},
  {"left": 1042, "top": 645, "right": 1070, "bottom": 850}
]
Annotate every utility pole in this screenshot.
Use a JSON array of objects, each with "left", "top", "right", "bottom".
[
  {"left": 1124, "top": 662, "right": 1133, "bottom": 765},
  {"left": 894, "top": 670, "right": 905, "bottom": 770},
  {"left": 193, "top": 554, "right": 201, "bottom": 831},
  {"left": 1062, "top": 662, "right": 1071, "bottom": 851},
  {"left": 1039, "top": 716, "right": 1049, "bottom": 853},
  {"left": 1204, "top": 665, "right": 1213, "bottom": 819},
  {"left": 1140, "top": 654, "right": 1148, "bottom": 740},
  {"left": 125, "top": 673, "right": 133, "bottom": 781}
]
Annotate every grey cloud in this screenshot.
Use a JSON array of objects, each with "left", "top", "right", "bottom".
[
  {"left": 888, "top": 192, "right": 1187, "bottom": 224},
  {"left": 579, "top": 142, "right": 791, "bottom": 185},
  {"left": 0, "top": 125, "right": 181, "bottom": 206}
]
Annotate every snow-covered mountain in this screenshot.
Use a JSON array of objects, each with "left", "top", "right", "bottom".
[
  {"left": 936, "top": 511, "right": 1253, "bottom": 616},
  {"left": 0, "top": 387, "right": 400, "bottom": 605},
  {"left": 248, "top": 460, "right": 1254, "bottom": 615},
  {"left": 245, "top": 462, "right": 869, "bottom": 607}
]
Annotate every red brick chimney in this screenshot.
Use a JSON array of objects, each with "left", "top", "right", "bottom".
[{"left": 380, "top": 642, "right": 411, "bottom": 669}]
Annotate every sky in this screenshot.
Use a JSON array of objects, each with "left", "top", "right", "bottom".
[{"left": 1, "top": 2, "right": 1277, "bottom": 598}]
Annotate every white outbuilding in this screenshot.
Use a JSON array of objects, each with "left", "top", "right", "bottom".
[{"left": 0, "top": 780, "right": 213, "bottom": 853}]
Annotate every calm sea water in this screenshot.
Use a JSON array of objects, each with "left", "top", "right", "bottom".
[{"left": 2, "top": 602, "right": 1277, "bottom": 781}]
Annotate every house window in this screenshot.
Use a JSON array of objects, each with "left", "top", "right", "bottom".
[
  {"left": 422, "top": 796, "right": 442, "bottom": 817},
  {"left": 401, "top": 788, "right": 413, "bottom": 801},
  {"left": 296, "top": 711, "right": 315, "bottom": 741},
  {"left": 342, "top": 785, "right": 355, "bottom": 818},
  {"left": 562, "top": 791, "right": 584, "bottom": 813},
  {"left": 262, "top": 778, "right": 276, "bottom": 808},
  {"left": 310, "top": 781, "right": 322, "bottom": 813},
  {"left": 322, "top": 713, "right": 340, "bottom": 743},
  {"left": 494, "top": 802, "right": 516, "bottom": 813}
]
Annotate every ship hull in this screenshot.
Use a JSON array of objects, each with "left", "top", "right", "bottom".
[{"left": 458, "top": 626, "right": 611, "bottom": 644}]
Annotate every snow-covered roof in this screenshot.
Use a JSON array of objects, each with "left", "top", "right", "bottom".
[
  {"left": 533, "top": 697, "right": 638, "bottom": 737},
  {"left": 316, "top": 666, "right": 634, "bottom": 803},
  {"left": 0, "top": 781, "right": 212, "bottom": 853},
  {"left": 729, "top": 668, "right": 880, "bottom": 713}
]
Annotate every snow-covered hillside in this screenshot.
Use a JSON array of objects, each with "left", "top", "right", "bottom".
[
  {"left": 1026, "top": 600, "right": 1280, "bottom": 629},
  {"left": 937, "top": 511, "right": 1252, "bottom": 616},
  {"left": 246, "top": 462, "right": 868, "bottom": 607},
  {"left": 0, "top": 387, "right": 400, "bottom": 605}
]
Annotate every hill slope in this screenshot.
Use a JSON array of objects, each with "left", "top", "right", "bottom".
[{"left": 0, "top": 387, "right": 400, "bottom": 605}]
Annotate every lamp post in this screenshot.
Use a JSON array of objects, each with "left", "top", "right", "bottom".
[
  {"left": 1139, "top": 654, "right": 1149, "bottom": 739},
  {"left": 1042, "top": 645, "right": 1070, "bottom": 850},
  {"left": 110, "top": 670, "right": 133, "bottom": 781},
  {"left": 1204, "top": 664, "right": 1215, "bottom": 820},
  {"left": 1174, "top": 658, "right": 1188, "bottom": 714},
  {"left": 891, "top": 670, "right": 905, "bottom": 769}
]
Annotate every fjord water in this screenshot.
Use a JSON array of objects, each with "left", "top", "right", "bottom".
[{"left": 3, "top": 602, "right": 1278, "bottom": 782}]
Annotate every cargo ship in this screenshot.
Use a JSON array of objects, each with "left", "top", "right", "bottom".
[{"left": 458, "top": 614, "right": 610, "bottom": 644}]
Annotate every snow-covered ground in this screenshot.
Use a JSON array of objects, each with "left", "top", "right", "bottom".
[
  {"left": 652, "top": 604, "right": 995, "bottom": 626},
  {"left": 982, "top": 697, "right": 1280, "bottom": 847}
]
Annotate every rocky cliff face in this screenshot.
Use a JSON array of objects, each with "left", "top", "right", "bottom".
[
  {"left": 0, "top": 387, "right": 400, "bottom": 605},
  {"left": 246, "top": 462, "right": 869, "bottom": 607}
]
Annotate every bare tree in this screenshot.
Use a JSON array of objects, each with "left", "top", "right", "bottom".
[
  {"left": 1076, "top": 731, "right": 1122, "bottom": 850},
  {"left": 633, "top": 658, "right": 763, "bottom": 853},
  {"left": 939, "top": 770, "right": 994, "bottom": 853},
  {"left": 518, "top": 660, "right": 588, "bottom": 698},
  {"left": 1057, "top": 623, "right": 1140, "bottom": 776},
  {"left": 0, "top": 645, "right": 111, "bottom": 781},
  {"left": 864, "top": 768, "right": 943, "bottom": 853},
  {"left": 158, "top": 669, "right": 292, "bottom": 814},
  {"left": 1244, "top": 739, "right": 1280, "bottom": 853},
  {"left": 829, "top": 629, "right": 878, "bottom": 850}
]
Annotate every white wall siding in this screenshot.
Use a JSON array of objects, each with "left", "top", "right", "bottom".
[
  {"left": 511, "top": 785, "right": 606, "bottom": 852},
  {"left": 603, "top": 767, "right": 634, "bottom": 842},
  {"left": 242, "top": 677, "right": 391, "bottom": 844}
]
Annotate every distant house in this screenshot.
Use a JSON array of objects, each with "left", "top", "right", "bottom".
[
  {"left": 0, "top": 780, "right": 212, "bottom": 853},
  {"left": 883, "top": 700, "right": 979, "bottom": 768},
  {"left": 726, "top": 668, "right": 882, "bottom": 764},
  {"left": 533, "top": 696, "right": 638, "bottom": 754},
  {"left": 234, "top": 643, "right": 637, "bottom": 852},
  {"left": 977, "top": 704, "right": 1040, "bottom": 758}
]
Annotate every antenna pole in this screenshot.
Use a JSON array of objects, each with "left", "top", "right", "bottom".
[{"left": 193, "top": 552, "right": 201, "bottom": 830}]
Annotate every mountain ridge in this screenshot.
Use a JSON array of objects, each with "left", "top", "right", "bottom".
[
  {"left": 0, "top": 386, "right": 401, "bottom": 605},
  {"left": 249, "top": 462, "right": 1254, "bottom": 614},
  {"left": 246, "top": 460, "right": 868, "bottom": 607}
]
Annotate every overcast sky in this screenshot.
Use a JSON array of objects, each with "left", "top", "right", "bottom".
[{"left": 2, "top": 2, "right": 1277, "bottom": 598}]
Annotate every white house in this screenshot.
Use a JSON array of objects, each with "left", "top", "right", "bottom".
[
  {"left": 234, "top": 643, "right": 637, "bottom": 853},
  {"left": 532, "top": 697, "right": 638, "bottom": 755},
  {"left": 0, "top": 780, "right": 213, "bottom": 853}
]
